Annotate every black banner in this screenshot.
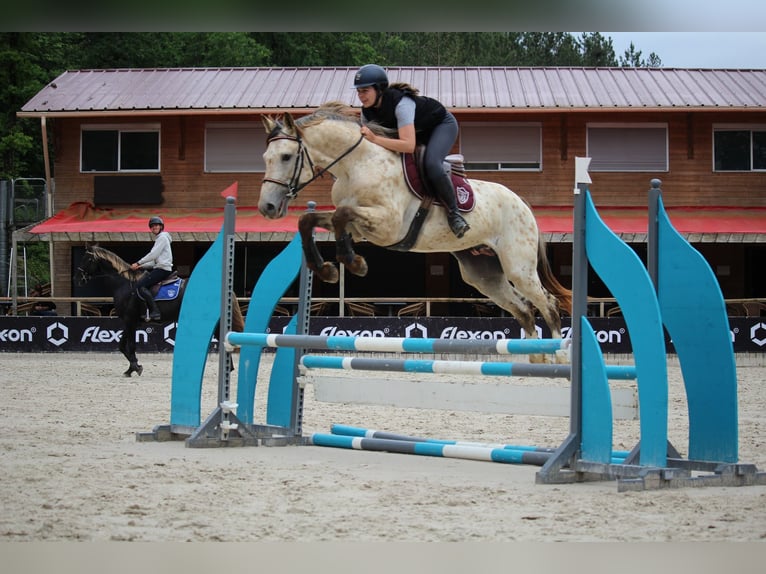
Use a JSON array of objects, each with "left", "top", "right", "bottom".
[{"left": 1, "top": 316, "right": 764, "bottom": 354}]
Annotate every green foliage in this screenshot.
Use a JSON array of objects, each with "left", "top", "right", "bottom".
[
  {"left": 15, "top": 241, "right": 51, "bottom": 290},
  {"left": 619, "top": 42, "right": 663, "bottom": 67},
  {"left": 0, "top": 129, "right": 34, "bottom": 179}
]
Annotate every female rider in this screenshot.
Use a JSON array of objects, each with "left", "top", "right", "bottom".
[{"left": 353, "top": 64, "right": 470, "bottom": 238}]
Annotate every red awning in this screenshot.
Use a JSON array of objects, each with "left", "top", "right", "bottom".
[
  {"left": 533, "top": 205, "right": 766, "bottom": 235},
  {"left": 27, "top": 202, "right": 766, "bottom": 239},
  {"left": 29, "top": 202, "right": 303, "bottom": 234}
]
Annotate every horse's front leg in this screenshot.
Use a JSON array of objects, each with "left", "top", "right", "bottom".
[
  {"left": 119, "top": 325, "right": 143, "bottom": 377},
  {"left": 332, "top": 206, "right": 368, "bottom": 277},
  {"left": 298, "top": 212, "right": 339, "bottom": 283}
]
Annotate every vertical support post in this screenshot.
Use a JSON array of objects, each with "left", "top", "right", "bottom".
[
  {"left": 536, "top": 157, "right": 591, "bottom": 483},
  {"left": 569, "top": 179, "right": 589, "bottom": 438},
  {"left": 186, "top": 193, "right": 258, "bottom": 447},
  {"left": 290, "top": 201, "right": 317, "bottom": 436},
  {"left": 646, "top": 178, "right": 661, "bottom": 289},
  {"left": 217, "top": 195, "right": 236, "bottom": 435}
]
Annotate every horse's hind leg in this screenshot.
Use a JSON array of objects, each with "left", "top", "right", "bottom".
[
  {"left": 119, "top": 327, "right": 143, "bottom": 377},
  {"left": 453, "top": 252, "right": 540, "bottom": 352},
  {"left": 493, "top": 245, "right": 566, "bottom": 363},
  {"left": 453, "top": 252, "right": 563, "bottom": 364}
]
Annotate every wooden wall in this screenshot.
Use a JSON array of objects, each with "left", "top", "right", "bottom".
[
  {"left": 48, "top": 109, "right": 766, "bottom": 298},
  {"left": 52, "top": 110, "right": 766, "bottom": 214},
  {"left": 52, "top": 115, "right": 335, "bottom": 213}
]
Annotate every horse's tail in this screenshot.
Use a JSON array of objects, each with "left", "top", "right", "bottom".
[
  {"left": 537, "top": 235, "right": 573, "bottom": 315},
  {"left": 231, "top": 292, "right": 245, "bottom": 333}
]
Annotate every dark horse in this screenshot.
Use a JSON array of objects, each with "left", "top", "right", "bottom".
[{"left": 76, "top": 245, "right": 244, "bottom": 377}]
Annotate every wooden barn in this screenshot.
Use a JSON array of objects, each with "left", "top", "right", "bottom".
[{"left": 14, "top": 67, "right": 766, "bottom": 314}]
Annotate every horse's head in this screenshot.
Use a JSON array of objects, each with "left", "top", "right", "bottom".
[
  {"left": 259, "top": 104, "right": 364, "bottom": 219},
  {"left": 76, "top": 245, "right": 133, "bottom": 286},
  {"left": 78, "top": 247, "right": 102, "bottom": 288},
  {"left": 258, "top": 113, "right": 315, "bottom": 219}
]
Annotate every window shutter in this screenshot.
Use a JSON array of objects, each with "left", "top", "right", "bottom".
[{"left": 587, "top": 126, "right": 667, "bottom": 172}]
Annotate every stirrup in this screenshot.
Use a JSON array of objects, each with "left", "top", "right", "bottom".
[{"left": 448, "top": 212, "right": 470, "bottom": 238}]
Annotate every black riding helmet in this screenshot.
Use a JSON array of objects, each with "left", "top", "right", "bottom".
[
  {"left": 148, "top": 216, "right": 164, "bottom": 231},
  {"left": 353, "top": 64, "right": 389, "bottom": 91}
]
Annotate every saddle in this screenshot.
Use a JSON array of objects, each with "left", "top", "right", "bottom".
[
  {"left": 401, "top": 147, "right": 475, "bottom": 212},
  {"left": 388, "top": 147, "right": 475, "bottom": 252},
  {"left": 150, "top": 272, "right": 183, "bottom": 301}
]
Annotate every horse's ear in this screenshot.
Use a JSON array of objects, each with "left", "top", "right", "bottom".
[
  {"left": 262, "top": 115, "right": 277, "bottom": 134},
  {"left": 283, "top": 113, "right": 299, "bottom": 137}
]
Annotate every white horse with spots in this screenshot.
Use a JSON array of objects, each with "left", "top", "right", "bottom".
[{"left": 258, "top": 102, "right": 571, "bottom": 362}]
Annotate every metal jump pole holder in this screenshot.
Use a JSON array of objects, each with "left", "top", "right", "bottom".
[{"left": 187, "top": 195, "right": 259, "bottom": 447}]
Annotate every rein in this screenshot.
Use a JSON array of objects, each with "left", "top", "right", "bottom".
[
  {"left": 77, "top": 252, "right": 138, "bottom": 285},
  {"left": 262, "top": 131, "right": 364, "bottom": 199}
]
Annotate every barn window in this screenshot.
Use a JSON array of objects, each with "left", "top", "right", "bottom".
[
  {"left": 586, "top": 124, "right": 668, "bottom": 172},
  {"left": 459, "top": 123, "right": 542, "bottom": 171},
  {"left": 205, "top": 122, "right": 266, "bottom": 172},
  {"left": 713, "top": 125, "right": 766, "bottom": 171},
  {"left": 80, "top": 125, "right": 160, "bottom": 172}
]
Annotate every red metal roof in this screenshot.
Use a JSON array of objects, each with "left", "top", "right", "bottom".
[
  {"left": 19, "top": 67, "right": 766, "bottom": 116},
  {"left": 28, "top": 202, "right": 766, "bottom": 242}
]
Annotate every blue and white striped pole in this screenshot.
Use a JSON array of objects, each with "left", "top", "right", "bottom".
[
  {"left": 300, "top": 354, "right": 637, "bottom": 380},
  {"left": 330, "top": 424, "right": 630, "bottom": 459},
  {"left": 308, "top": 432, "right": 556, "bottom": 465},
  {"left": 309, "top": 432, "right": 628, "bottom": 466},
  {"left": 225, "top": 332, "right": 569, "bottom": 356}
]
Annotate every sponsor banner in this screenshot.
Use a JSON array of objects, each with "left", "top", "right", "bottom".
[{"left": 1, "top": 316, "right": 765, "bottom": 354}]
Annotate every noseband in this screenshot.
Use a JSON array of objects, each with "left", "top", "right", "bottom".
[
  {"left": 75, "top": 265, "right": 91, "bottom": 285},
  {"left": 262, "top": 131, "right": 364, "bottom": 200}
]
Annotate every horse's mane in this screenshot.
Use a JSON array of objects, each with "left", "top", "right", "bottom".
[
  {"left": 88, "top": 245, "right": 139, "bottom": 278},
  {"left": 299, "top": 100, "right": 397, "bottom": 139},
  {"left": 297, "top": 101, "right": 360, "bottom": 128}
]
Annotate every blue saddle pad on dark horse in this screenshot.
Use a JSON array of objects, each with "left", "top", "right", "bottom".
[{"left": 154, "top": 278, "right": 183, "bottom": 301}]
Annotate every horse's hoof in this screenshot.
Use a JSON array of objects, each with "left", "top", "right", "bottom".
[
  {"left": 135, "top": 364, "right": 143, "bottom": 376},
  {"left": 347, "top": 255, "right": 368, "bottom": 277},
  {"left": 318, "top": 262, "right": 339, "bottom": 283},
  {"left": 123, "top": 369, "right": 133, "bottom": 377}
]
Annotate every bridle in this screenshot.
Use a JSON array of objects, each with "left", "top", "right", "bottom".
[
  {"left": 76, "top": 252, "right": 137, "bottom": 286},
  {"left": 261, "top": 130, "right": 364, "bottom": 200},
  {"left": 75, "top": 265, "right": 92, "bottom": 286}
]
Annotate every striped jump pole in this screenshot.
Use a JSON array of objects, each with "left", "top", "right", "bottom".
[
  {"left": 309, "top": 432, "right": 627, "bottom": 466},
  {"left": 330, "top": 424, "right": 631, "bottom": 459},
  {"left": 225, "top": 332, "right": 569, "bottom": 356},
  {"left": 300, "top": 354, "right": 637, "bottom": 380}
]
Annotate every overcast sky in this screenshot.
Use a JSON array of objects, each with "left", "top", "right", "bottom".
[{"left": 602, "top": 32, "right": 766, "bottom": 69}]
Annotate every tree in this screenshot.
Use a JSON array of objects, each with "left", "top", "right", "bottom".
[
  {"left": 620, "top": 42, "right": 663, "bottom": 67},
  {"left": 0, "top": 33, "right": 64, "bottom": 179},
  {"left": 578, "top": 33, "right": 618, "bottom": 67}
]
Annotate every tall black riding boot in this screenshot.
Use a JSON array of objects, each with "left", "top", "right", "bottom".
[
  {"left": 432, "top": 175, "right": 470, "bottom": 238},
  {"left": 139, "top": 287, "right": 161, "bottom": 321}
]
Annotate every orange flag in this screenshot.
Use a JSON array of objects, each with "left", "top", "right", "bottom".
[{"left": 220, "top": 181, "right": 238, "bottom": 200}]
